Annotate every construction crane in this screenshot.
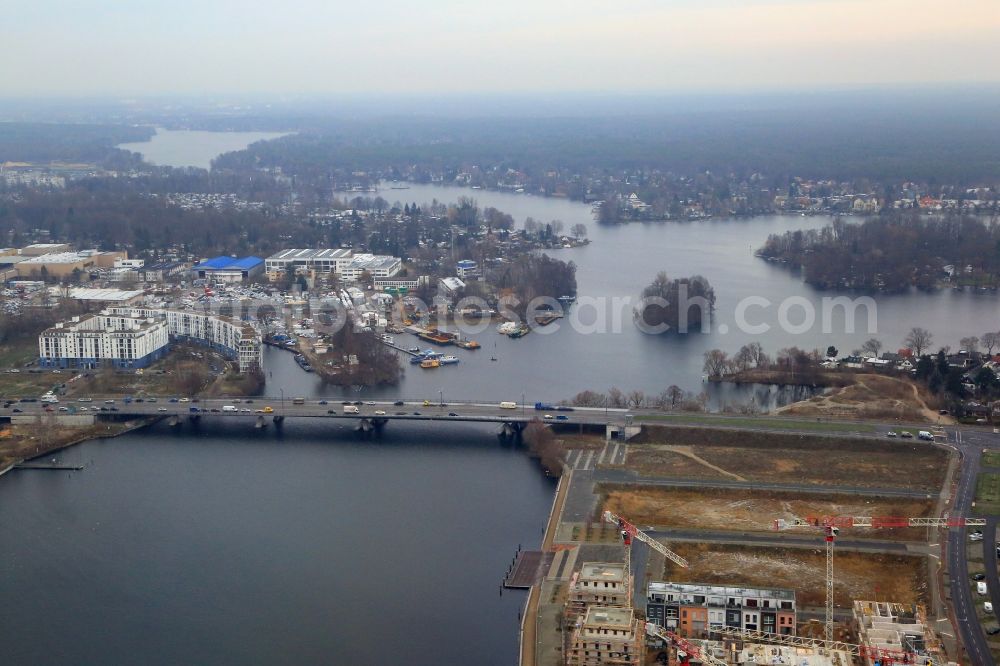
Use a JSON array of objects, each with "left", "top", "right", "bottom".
[
  {"left": 644, "top": 621, "right": 727, "bottom": 666},
  {"left": 603, "top": 510, "right": 689, "bottom": 605},
  {"left": 773, "top": 514, "right": 985, "bottom": 644},
  {"left": 712, "top": 625, "right": 933, "bottom": 665}
]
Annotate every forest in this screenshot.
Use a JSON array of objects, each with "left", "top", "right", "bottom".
[{"left": 757, "top": 214, "right": 1000, "bottom": 292}]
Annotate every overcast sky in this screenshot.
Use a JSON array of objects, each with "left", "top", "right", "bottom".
[{"left": 5, "top": 0, "right": 999, "bottom": 96}]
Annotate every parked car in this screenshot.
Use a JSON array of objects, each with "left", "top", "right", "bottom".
[
  {"left": 887, "top": 431, "right": 898, "bottom": 437},
  {"left": 900, "top": 431, "right": 914, "bottom": 439},
  {"left": 974, "top": 573, "right": 987, "bottom": 581}
]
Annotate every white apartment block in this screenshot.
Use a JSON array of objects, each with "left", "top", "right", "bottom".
[
  {"left": 39, "top": 312, "right": 169, "bottom": 370},
  {"left": 107, "top": 307, "right": 262, "bottom": 373}
]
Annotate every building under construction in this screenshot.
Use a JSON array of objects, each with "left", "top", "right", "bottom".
[
  {"left": 852, "top": 600, "right": 944, "bottom": 665},
  {"left": 564, "top": 606, "right": 644, "bottom": 666}
]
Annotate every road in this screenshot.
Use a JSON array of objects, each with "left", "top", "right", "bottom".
[
  {"left": 646, "top": 528, "right": 916, "bottom": 554},
  {"left": 984, "top": 516, "right": 1000, "bottom": 633}
]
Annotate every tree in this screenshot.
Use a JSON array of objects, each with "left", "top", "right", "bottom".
[
  {"left": 606, "top": 386, "right": 626, "bottom": 408},
  {"left": 703, "top": 349, "right": 731, "bottom": 377},
  {"left": 666, "top": 385, "right": 684, "bottom": 407},
  {"left": 960, "top": 336, "right": 980, "bottom": 353},
  {"left": 572, "top": 390, "right": 606, "bottom": 407},
  {"left": 825, "top": 345, "right": 839, "bottom": 358},
  {"left": 570, "top": 223, "right": 588, "bottom": 239},
  {"left": 905, "top": 327, "right": 933, "bottom": 356},
  {"left": 983, "top": 331, "right": 1000, "bottom": 355},
  {"left": 626, "top": 390, "right": 646, "bottom": 408},
  {"left": 635, "top": 272, "right": 716, "bottom": 334},
  {"left": 860, "top": 338, "right": 882, "bottom": 357}
]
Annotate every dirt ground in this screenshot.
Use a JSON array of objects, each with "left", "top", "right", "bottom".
[
  {"left": 665, "top": 542, "right": 927, "bottom": 608},
  {"left": 601, "top": 486, "right": 934, "bottom": 540},
  {"left": 777, "top": 373, "right": 949, "bottom": 424},
  {"left": 626, "top": 437, "right": 947, "bottom": 492},
  {"left": 0, "top": 420, "right": 148, "bottom": 469}
]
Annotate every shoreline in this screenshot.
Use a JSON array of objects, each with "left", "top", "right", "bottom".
[{"left": 0, "top": 416, "right": 162, "bottom": 477}]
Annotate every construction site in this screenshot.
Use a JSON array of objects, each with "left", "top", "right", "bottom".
[{"left": 512, "top": 423, "right": 978, "bottom": 666}]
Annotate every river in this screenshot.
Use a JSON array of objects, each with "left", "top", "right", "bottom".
[
  {"left": 118, "top": 128, "right": 290, "bottom": 170},
  {"left": 0, "top": 418, "right": 553, "bottom": 665}
]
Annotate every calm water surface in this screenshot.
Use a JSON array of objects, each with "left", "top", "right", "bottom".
[
  {"left": 0, "top": 421, "right": 553, "bottom": 665},
  {"left": 118, "top": 128, "right": 289, "bottom": 169}
]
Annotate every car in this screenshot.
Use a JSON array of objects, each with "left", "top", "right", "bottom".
[
  {"left": 99, "top": 406, "right": 108, "bottom": 412},
  {"left": 556, "top": 415, "right": 569, "bottom": 421},
  {"left": 366, "top": 401, "right": 376, "bottom": 405},
  {"left": 210, "top": 408, "right": 220, "bottom": 413},
  {"left": 109, "top": 407, "right": 118, "bottom": 412},
  {"left": 169, "top": 397, "right": 179, "bottom": 403},
  {"left": 375, "top": 410, "right": 386, "bottom": 415},
  {"left": 939, "top": 409, "right": 950, "bottom": 415},
  {"left": 971, "top": 533, "right": 984, "bottom": 541},
  {"left": 342, "top": 401, "right": 351, "bottom": 405},
  {"left": 245, "top": 399, "right": 253, "bottom": 404},
  {"left": 78, "top": 406, "right": 88, "bottom": 412},
  {"left": 179, "top": 398, "right": 190, "bottom": 403},
  {"left": 543, "top": 414, "right": 553, "bottom": 420},
  {"left": 395, "top": 411, "right": 407, "bottom": 416},
  {"left": 12, "top": 408, "right": 22, "bottom": 413},
  {"left": 135, "top": 398, "right": 144, "bottom": 403},
  {"left": 413, "top": 411, "right": 421, "bottom": 415},
  {"left": 104, "top": 399, "right": 115, "bottom": 404},
  {"left": 77, "top": 397, "right": 92, "bottom": 402},
  {"left": 241, "top": 408, "right": 251, "bottom": 413},
  {"left": 987, "top": 602, "right": 995, "bottom": 613},
  {"left": 157, "top": 407, "right": 167, "bottom": 412},
  {"left": 263, "top": 407, "right": 274, "bottom": 414},
  {"left": 988, "top": 626, "right": 1000, "bottom": 636},
  {"left": 886, "top": 431, "right": 898, "bottom": 437},
  {"left": 192, "top": 398, "right": 200, "bottom": 403},
  {"left": 394, "top": 400, "right": 405, "bottom": 406},
  {"left": 353, "top": 401, "right": 362, "bottom": 406},
  {"left": 318, "top": 400, "right": 328, "bottom": 405},
  {"left": 423, "top": 400, "right": 431, "bottom": 406},
  {"left": 900, "top": 431, "right": 914, "bottom": 438},
  {"left": 58, "top": 406, "right": 68, "bottom": 412},
  {"left": 254, "top": 409, "right": 264, "bottom": 414},
  {"left": 975, "top": 573, "right": 988, "bottom": 581},
  {"left": 448, "top": 412, "right": 458, "bottom": 417},
  {"left": 327, "top": 409, "right": 336, "bottom": 414}
]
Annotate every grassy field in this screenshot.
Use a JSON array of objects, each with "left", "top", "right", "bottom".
[
  {"left": 624, "top": 428, "right": 948, "bottom": 491},
  {"left": 984, "top": 451, "right": 1000, "bottom": 468},
  {"left": 635, "top": 413, "right": 877, "bottom": 433},
  {"left": 975, "top": 473, "right": 1000, "bottom": 515},
  {"left": 600, "top": 486, "right": 934, "bottom": 540}
]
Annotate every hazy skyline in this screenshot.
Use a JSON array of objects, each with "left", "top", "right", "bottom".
[{"left": 5, "top": 0, "right": 999, "bottom": 96}]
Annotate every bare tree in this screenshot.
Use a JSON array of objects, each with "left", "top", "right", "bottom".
[
  {"left": 606, "top": 386, "right": 626, "bottom": 408},
  {"left": 860, "top": 338, "right": 883, "bottom": 357},
  {"left": 702, "top": 349, "right": 731, "bottom": 377},
  {"left": 572, "top": 390, "right": 606, "bottom": 407},
  {"left": 960, "top": 336, "right": 980, "bottom": 353},
  {"left": 904, "top": 327, "right": 933, "bottom": 356},
  {"left": 626, "top": 390, "right": 646, "bottom": 408},
  {"left": 570, "top": 223, "right": 588, "bottom": 239},
  {"left": 984, "top": 331, "right": 1000, "bottom": 355},
  {"left": 667, "top": 385, "right": 684, "bottom": 407}
]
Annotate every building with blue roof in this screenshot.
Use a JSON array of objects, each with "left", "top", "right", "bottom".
[{"left": 193, "top": 256, "right": 265, "bottom": 283}]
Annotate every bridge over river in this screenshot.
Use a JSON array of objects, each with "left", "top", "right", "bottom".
[{"left": 4, "top": 397, "right": 637, "bottom": 438}]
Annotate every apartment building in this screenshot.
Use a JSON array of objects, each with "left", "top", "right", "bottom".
[
  {"left": 264, "top": 248, "right": 401, "bottom": 283},
  {"left": 107, "top": 307, "right": 262, "bottom": 373},
  {"left": 646, "top": 582, "right": 796, "bottom": 639},
  {"left": 852, "top": 600, "right": 941, "bottom": 665},
  {"left": 38, "top": 312, "right": 169, "bottom": 370},
  {"left": 565, "top": 606, "right": 643, "bottom": 666}
]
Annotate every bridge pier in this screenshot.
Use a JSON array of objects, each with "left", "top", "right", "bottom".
[
  {"left": 255, "top": 415, "right": 268, "bottom": 429},
  {"left": 272, "top": 415, "right": 285, "bottom": 427},
  {"left": 356, "top": 418, "right": 375, "bottom": 438},
  {"left": 498, "top": 421, "right": 524, "bottom": 443},
  {"left": 167, "top": 415, "right": 180, "bottom": 427}
]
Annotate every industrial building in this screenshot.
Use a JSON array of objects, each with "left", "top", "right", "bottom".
[
  {"left": 38, "top": 312, "right": 170, "bottom": 370},
  {"left": 646, "top": 582, "right": 796, "bottom": 639},
  {"left": 192, "top": 256, "right": 265, "bottom": 283},
  {"left": 455, "top": 259, "right": 479, "bottom": 279},
  {"left": 565, "top": 606, "right": 643, "bottom": 666},
  {"left": 264, "top": 248, "right": 401, "bottom": 283},
  {"left": 15, "top": 249, "right": 125, "bottom": 278}
]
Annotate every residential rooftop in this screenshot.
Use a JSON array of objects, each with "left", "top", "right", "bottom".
[
  {"left": 582, "top": 606, "right": 634, "bottom": 629},
  {"left": 648, "top": 581, "right": 796, "bottom": 601},
  {"left": 579, "top": 562, "right": 627, "bottom": 584}
]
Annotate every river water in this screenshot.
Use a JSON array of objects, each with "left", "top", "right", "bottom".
[
  {"left": 0, "top": 419, "right": 553, "bottom": 665},
  {"left": 118, "top": 128, "right": 290, "bottom": 170}
]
